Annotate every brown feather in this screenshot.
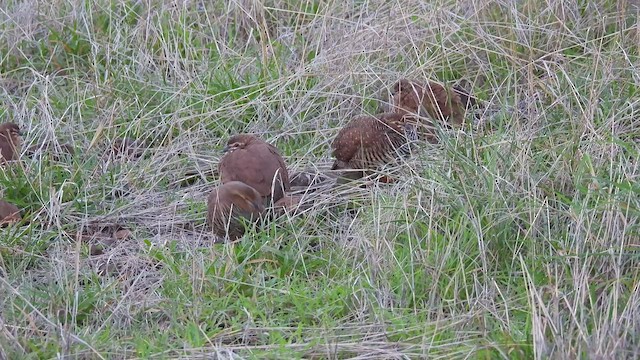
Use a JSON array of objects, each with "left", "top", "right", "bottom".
[
  {"left": 207, "top": 181, "right": 265, "bottom": 240},
  {"left": 390, "top": 79, "right": 466, "bottom": 129},
  {"left": 331, "top": 113, "right": 410, "bottom": 179},
  {"left": 219, "top": 134, "right": 290, "bottom": 204},
  {"left": 0, "top": 199, "right": 21, "bottom": 227},
  {"left": 0, "top": 122, "right": 22, "bottom": 164},
  {"left": 289, "top": 170, "right": 331, "bottom": 188},
  {"left": 273, "top": 194, "right": 312, "bottom": 217}
]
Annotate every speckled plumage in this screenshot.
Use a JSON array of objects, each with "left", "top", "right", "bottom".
[
  {"left": 331, "top": 113, "right": 411, "bottom": 179},
  {"left": 0, "top": 122, "right": 22, "bottom": 164},
  {"left": 207, "top": 181, "right": 265, "bottom": 240},
  {"left": 219, "top": 134, "right": 290, "bottom": 204}
]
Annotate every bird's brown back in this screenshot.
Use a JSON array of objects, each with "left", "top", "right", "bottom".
[
  {"left": 219, "top": 135, "right": 290, "bottom": 203},
  {"left": 331, "top": 113, "right": 409, "bottom": 171},
  {"left": 0, "top": 200, "right": 21, "bottom": 226},
  {"left": 273, "top": 194, "right": 311, "bottom": 217},
  {"left": 391, "top": 79, "right": 465, "bottom": 127},
  {"left": 0, "top": 122, "right": 22, "bottom": 164},
  {"left": 207, "top": 181, "right": 265, "bottom": 240}
]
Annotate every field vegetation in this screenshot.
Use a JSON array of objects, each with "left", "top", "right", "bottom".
[{"left": 0, "top": 0, "right": 639, "bottom": 358}]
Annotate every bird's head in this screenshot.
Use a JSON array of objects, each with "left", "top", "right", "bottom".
[
  {"left": 226, "top": 181, "right": 265, "bottom": 214},
  {"left": 391, "top": 79, "right": 412, "bottom": 94},
  {"left": 0, "top": 122, "right": 23, "bottom": 143},
  {"left": 390, "top": 79, "right": 424, "bottom": 115},
  {"left": 222, "top": 134, "right": 257, "bottom": 154}
]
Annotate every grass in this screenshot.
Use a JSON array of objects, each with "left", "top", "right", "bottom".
[{"left": 0, "top": 0, "right": 639, "bottom": 358}]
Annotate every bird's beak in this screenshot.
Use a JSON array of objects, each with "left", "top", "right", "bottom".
[{"left": 222, "top": 145, "right": 230, "bottom": 154}]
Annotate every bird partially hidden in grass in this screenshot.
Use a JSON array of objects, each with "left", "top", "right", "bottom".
[
  {"left": 389, "top": 79, "right": 475, "bottom": 139},
  {"left": 273, "top": 194, "right": 313, "bottom": 217},
  {"left": 0, "top": 122, "right": 23, "bottom": 165},
  {"left": 110, "top": 137, "right": 146, "bottom": 160},
  {"left": 25, "top": 141, "right": 75, "bottom": 161},
  {"left": 0, "top": 199, "right": 21, "bottom": 227},
  {"left": 71, "top": 223, "right": 133, "bottom": 256},
  {"left": 207, "top": 181, "right": 266, "bottom": 241},
  {"left": 289, "top": 170, "right": 332, "bottom": 188},
  {"left": 331, "top": 112, "right": 413, "bottom": 182},
  {"left": 219, "top": 134, "right": 290, "bottom": 205}
]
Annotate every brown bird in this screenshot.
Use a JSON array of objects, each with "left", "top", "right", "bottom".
[
  {"left": 0, "top": 122, "right": 23, "bottom": 164},
  {"left": 452, "top": 83, "right": 477, "bottom": 110},
  {"left": 207, "top": 181, "right": 266, "bottom": 240},
  {"left": 0, "top": 199, "right": 21, "bottom": 227},
  {"left": 111, "top": 137, "right": 145, "bottom": 159},
  {"left": 290, "top": 170, "right": 325, "bottom": 188},
  {"left": 25, "top": 141, "right": 75, "bottom": 161},
  {"left": 390, "top": 79, "right": 467, "bottom": 129},
  {"left": 219, "top": 134, "right": 290, "bottom": 204},
  {"left": 331, "top": 113, "right": 411, "bottom": 180},
  {"left": 273, "top": 194, "right": 312, "bottom": 217}
]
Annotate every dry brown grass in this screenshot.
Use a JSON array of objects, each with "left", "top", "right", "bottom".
[{"left": 0, "top": 0, "right": 638, "bottom": 358}]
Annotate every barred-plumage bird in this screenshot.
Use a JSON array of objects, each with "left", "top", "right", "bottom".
[
  {"left": 219, "top": 134, "right": 290, "bottom": 204},
  {"left": 207, "top": 181, "right": 266, "bottom": 240},
  {"left": 331, "top": 113, "right": 411, "bottom": 180},
  {"left": 390, "top": 79, "right": 469, "bottom": 130},
  {"left": 0, "top": 122, "right": 22, "bottom": 164}
]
